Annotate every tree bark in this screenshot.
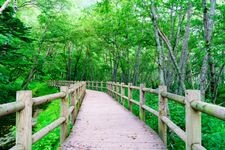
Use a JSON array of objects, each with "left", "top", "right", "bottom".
[
  {"left": 133, "top": 45, "right": 141, "bottom": 85},
  {"left": 150, "top": 2, "right": 186, "bottom": 92},
  {"left": 150, "top": 2, "right": 165, "bottom": 85},
  {"left": 66, "top": 42, "right": 72, "bottom": 80},
  {"left": 200, "top": 0, "right": 216, "bottom": 100},
  {"left": 178, "top": 3, "right": 192, "bottom": 94}
]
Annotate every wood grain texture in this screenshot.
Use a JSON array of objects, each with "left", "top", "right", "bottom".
[
  {"left": 16, "top": 91, "right": 32, "bottom": 150},
  {"left": 62, "top": 90, "right": 166, "bottom": 150}
]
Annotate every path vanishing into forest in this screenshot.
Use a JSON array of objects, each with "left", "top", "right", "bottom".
[
  {"left": 62, "top": 90, "right": 166, "bottom": 150},
  {"left": 1, "top": 81, "right": 225, "bottom": 150}
]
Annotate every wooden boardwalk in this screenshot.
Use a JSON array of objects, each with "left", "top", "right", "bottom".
[{"left": 62, "top": 90, "right": 166, "bottom": 150}]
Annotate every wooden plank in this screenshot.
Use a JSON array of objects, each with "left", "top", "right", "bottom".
[
  {"left": 0, "top": 101, "right": 25, "bottom": 117},
  {"left": 16, "top": 91, "right": 32, "bottom": 150},
  {"left": 62, "top": 90, "right": 166, "bottom": 149},
  {"left": 158, "top": 86, "right": 167, "bottom": 145},
  {"left": 185, "top": 90, "right": 201, "bottom": 150}
]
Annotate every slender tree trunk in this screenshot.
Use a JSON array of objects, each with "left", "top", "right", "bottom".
[
  {"left": 133, "top": 45, "right": 141, "bottom": 85},
  {"left": 178, "top": 3, "right": 192, "bottom": 94},
  {"left": 150, "top": 1, "right": 186, "bottom": 92},
  {"left": 200, "top": 0, "right": 216, "bottom": 100},
  {"left": 66, "top": 42, "right": 72, "bottom": 80},
  {"left": 150, "top": 2, "right": 165, "bottom": 85}
]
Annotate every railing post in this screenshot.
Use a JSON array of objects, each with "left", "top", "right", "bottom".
[
  {"left": 16, "top": 90, "right": 32, "bottom": 150},
  {"left": 96, "top": 81, "right": 98, "bottom": 90},
  {"left": 139, "top": 84, "right": 145, "bottom": 121},
  {"left": 75, "top": 86, "right": 79, "bottom": 114},
  {"left": 112, "top": 82, "right": 115, "bottom": 98},
  {"left": 71, "top": 84, "right": 77, "bottom": 124},
  {"left": 128, "top": 83, "right": 132, "bottom": 111},
  {"left": 92, "top": 81, "right": 94, "bottom": 90},
  {"left": 116, "top": 82, "right": 119, "bottom": 101},
  {"left": 100, "top": 81, "right": 103, "bottom": 91},
  {"left": 110, "top": 82, "right": 113, "bottom": 96},
  {"left": 185, "top": 90, "right": 201, "bottom": 150},
  {"left": 86, "top": 81, "right": 89, "bottom": 89},
  {"left": 107, "top": 82, "right": 109, "bottom": 94},
  {"left": 60, "top": 86, "right": 69, "bottom": 145},
  {"left": 158, "top": 85, "right": 167, "bottom": 144},
  {"left": 109, "top": 82, "right": 112, "bottom": 96},
  {"left": 121, "top": 83, "right": 125, "bottom": 106}
]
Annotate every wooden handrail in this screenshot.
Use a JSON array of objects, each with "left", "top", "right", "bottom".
[
  {"left": 0, "top": 81, "right": 86, "bottom": 150},
  {"left": 190, "top": 101, "right": 225, "bottom": 121},
  {"left": 2, "top": 80, "right": 224, "bottom": 149},
  {"left": 0, "top": 101, "right": 25, "bottom": 117},
  {"left": 86, "top": 81, "right": 225, "bottom": 150},
  {"left": 32, "top": 92, "right": 66, "bottom": 106}
]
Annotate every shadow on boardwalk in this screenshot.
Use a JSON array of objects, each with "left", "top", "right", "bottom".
[{"left": 62, "top": 90, "right": 166, "bottom": 150}]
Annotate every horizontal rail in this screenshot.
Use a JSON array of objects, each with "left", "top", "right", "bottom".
[
  {"left": 130, "top": 99, "right": 139, "bottom": 105},
  {"left": 122, "top": 85, "right": 129, "bottom": 88},
  {"left": 191, "top": 101, "right": 225, "bottom": 121},
  {"left": 9, "top": 144, "right": 24, "bottom": 150},
  {"left": 68, "top": 106, "right": 75, "bottom": 115},
  {"left": 161, "top": 92, "right": 185, "bottom": 105},
  {"left": 142, "top": 105, "right": 159, "bottom": 117},
  {"left": 0, "top": 101, "right": 25, "bottom": 117},
  {"left": 142, "top": 88, "right": 159, "bottom": 95},
  {"left": 32, "top": 117, "right": 66, "bottom": 143},
  {"left": 32, "top": 92, "right": 66, "bottom": 106},
  {"left": 122, "top": 95, "right": 128, "bottom": 100},
  {"left": 161, "top": 116, "right": 186, "bottom": 142},
  {"left": 130, "top": 85, "right": 140, "bottom": 90},
  {"left": 68, "top": 87, "right": 77, "bottom": 94},
  {"left": 192, "top": 144, "right": 206, "bottom": 150}
]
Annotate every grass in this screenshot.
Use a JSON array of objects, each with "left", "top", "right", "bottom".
[
  {"left": 32, "top": 85, "right": 225, "bottom": 150},
  {"left": 109, "top": 87, "right": 225, "bottom": 150}
]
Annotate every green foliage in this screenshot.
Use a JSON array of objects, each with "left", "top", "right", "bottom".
[
  {"left": 1, "top": 0, "right": 225, "bottom": 149},
  {"left": 32, "top": 100, "right": 60, "bottom": 150},
  {"left": 117, "top": 87, "right": 225, "bottom": 150}
]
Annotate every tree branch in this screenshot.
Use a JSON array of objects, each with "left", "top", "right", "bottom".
[{"left": 0, "top": 0, "right": 11, "bottom": 14}]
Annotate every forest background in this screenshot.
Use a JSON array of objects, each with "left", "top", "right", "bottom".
[{"left": 0, "top": 0, "right": 225, "bottom": 149}]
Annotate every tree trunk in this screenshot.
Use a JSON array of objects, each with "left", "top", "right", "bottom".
[
  {"left": 133, "top": 45, "right": 141, "bottom": 85},
  {"left": 66, "top": 42, "right": 72, "bottom": 80},
  {"left": 150, "top": 2, "right": 165, "bottom": 85},
  {"left": 200, "top": 0, "right": 216, "bottom": 100},
  {"left": 178, "top": 3, "right": 192, "bottom": 94}
]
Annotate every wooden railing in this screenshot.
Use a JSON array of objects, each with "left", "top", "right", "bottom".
[
  {"left": 86, "top": 81, "right": 225, "bottom": 150},
  {"left": 0, "top": 81, "right": 86, "bottom": 150}
]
